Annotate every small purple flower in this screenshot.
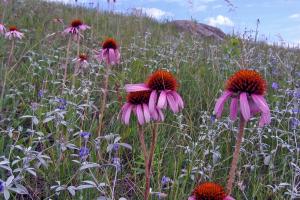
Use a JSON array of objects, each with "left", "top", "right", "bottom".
[
  {"left": 57, "top": 98, "right": 67, "bottom": 110},
  {"left": 79, "top": 147, "right": 89, "bottom": 160},
  {"left": 80, "top": 132, "right": 91, "bottom": 140},
  {"left": 112, "top": 157, "right": 121, "bottom": 171},
  {"left": 38, "top": 90, "right": 44, "bottom": 98},
  {"left": 0, "top": 181, "right": 3, "bottom": 193},
  {"left": 161, "top": 176, "right": 172, "bottom": 185},
  {"left": 271, "top": 82, "right": 279, "bottom": 90},
  {"left": 210, "top": 115, "right": 216, "bottom": 123},
  {"left": 113, "top": 143, "right": 119, "bottom": 151},
  {"left": 31, "top": 102, "right": 39, "bottom": 111},
  {"left": 291, "top": 118, "right": 299, "bottom": 130}
]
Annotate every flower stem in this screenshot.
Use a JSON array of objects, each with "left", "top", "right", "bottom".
[
  {"left": 0, "top": 40, "right": 15, "bottom": 112},
  {"left": 72, "top": 35, "right": 81, "bottom": 87},
  {"left": 62, "top": 37, "right": 71, "bottom": 93},
  {"left": 97, "top": 64, "right": 110, "bottom": 138},
  {"left": 226, "top": 116, "right": 246, "bottom": 195},
  {"left": 137, "top": 124, "right": 150, "bottom": 200},
  {"left": 148, "top": 123, "right": 158, "bottom": 177}
]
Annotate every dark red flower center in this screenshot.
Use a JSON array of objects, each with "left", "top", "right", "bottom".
[
  {"left": 226, "top": 69, "right": 266, "bottom": 95},
  {"left": 79, "top": 53, "right": 88, "bottom": 61},
  {"left": 147, "top": 70, "right": 178, "bottom": 91},
  {"left": 127, "top": 91, "right": 151, "bottom": 105},
  {"left": 193, "top": 182, "right": 227, "bottom": 200},
  {"left": 102, "top": 38, "right": 118, "bottom": 49},
  {"left": 9, "top": 26, "right": 17, "bottom": 31},
  {"left": 71, "top": 19, "right": 83, "bottom": 27}
]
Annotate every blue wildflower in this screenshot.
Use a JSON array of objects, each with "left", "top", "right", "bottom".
[
  {"left": 271, "top": 82, "right": 279, "bottom": 90},
  {"left": 57, "top": 98, "right": 67, "bottom": 110},
  {"left": 38, "top": 90, "right": 44, "bottom": 98},
  {"left": 0, "top": 181, "right": 3, "bottom": 193},
  {"left": 112, "top": 157, "right": 121, "bottom": 171},
  {"left": 113, "top": 143, "right": 119, "bottom": 151},
  {"left": 161, "top": 176, "right": 172, "bottom": 185},
  {"left": 79, "top": 147, "right": 89, "bottom": 160},
  {"left": 80, "top": 132, "right": 91, "bottom": 140}
]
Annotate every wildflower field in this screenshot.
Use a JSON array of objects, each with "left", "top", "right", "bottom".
[{"left": 0, "top": 0, "right": 299, "bottom": 199}]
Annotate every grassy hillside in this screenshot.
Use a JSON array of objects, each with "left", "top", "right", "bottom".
[{"left": 0, "top": 0, "right": 299, "bottom": 199}]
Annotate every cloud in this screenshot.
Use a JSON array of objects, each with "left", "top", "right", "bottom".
[
  {"left": 289, "top": 13, "right": 300, "bottom": 19},
  {"left": 138, "top": 7, "right": 173, "bottom": 19},
  {"left": 206, "top": 15, "right": 234, "bottom": 27}
]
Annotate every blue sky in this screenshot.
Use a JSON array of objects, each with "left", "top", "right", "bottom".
[{"left": 49, "top": 0, "right": 300, "bottom": 45}]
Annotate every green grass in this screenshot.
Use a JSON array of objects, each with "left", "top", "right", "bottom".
[{"left": 0, "top": 0, "right": 299, "bottom": 199}]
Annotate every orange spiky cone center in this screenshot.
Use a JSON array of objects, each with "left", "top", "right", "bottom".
[
  {"left": 147, "top": 70, "right": 178, "bottom": 91},
  {"left": 102, "top": 38, "right": 118, "bottom": 49},
  {"left": 9, "top": 26, "right": 17, "bottom": 31},
  {"left": 127, "top": 91, "right": 151, "bottom": 105},
  {"left": 193, "top": 182, "right": 227, "bottom": 200},
  {"left": 226, "top": 69, "right": 266, "bottom": 95},
  {"left": 79, "top": 53, "right": 88, "bottom": 61},
  {"left": 71, "top": 19, "right": 83, "bottom": 27}
]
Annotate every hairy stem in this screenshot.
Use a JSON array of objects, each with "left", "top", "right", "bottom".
[
  {"left": 226, "top": 116, "right": 246, "bottom": 195},
  {"left": 62, "top": 37, "right": 71, "bottom": 93},
  {"left": 97, "top": 64, "right": 110, "bottom": 138},
  {"left": 137, "top": 124, "right": 150, "bottom": 200}
]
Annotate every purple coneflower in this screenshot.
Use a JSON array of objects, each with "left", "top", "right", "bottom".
[
  {"left": 121, "top": 91, "right": 163, "bottom": 125},
  {"left": 5, "top": 26, "right": 24, "bottom": 40},
  {"left": 96, "top": 38, "right": 120, "bottom": 65},
  {"left": 188, "top": 182, "right": 234, "bottom": 200},
  {"left": 73, "top": 53, "right": 89, "bottom": 75},
  {"left": 214, "top": 69, "right": 271, "bottom": 127},
  {"left": 0, "top": 23, "right": 6, "bottom": 35},
  {"left": 125, "top": 70, "right": 184, "bottom": 114},
  {"left": 63, "top": 19, "right": 90, "bottom": 36}
]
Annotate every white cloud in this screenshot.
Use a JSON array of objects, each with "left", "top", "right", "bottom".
[
  {"left": 289, "top": 13, "right": 300, "bottom": 19},
  {"left": 206, "top": 15, "right": 234, "bottom": 27},
  {"left": 138, "top": 7, "right": 173, "bottom": 20}
]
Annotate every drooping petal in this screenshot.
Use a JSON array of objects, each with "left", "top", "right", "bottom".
[
  {"left": 143, "top": 104, "right": 151, "bottom": 123},
  {"left": 172, "top": 91, "right": 184, "bottom": 109},
  {"left": 124, "top": 83, "right": 150, "bottom": 92},
  {"left": 158, "top": 108, "right": 165, "bottom": 121},
  {"left": 259, "top": 112, "right": 271, "bottom": 127},
  {"left": 251, "top": 94, "right": 270, "bottom": 114},
  {"left": 214, "top": 90, "right": 232, "bottom": 118},
  {"left": 167, "top": 92, "right": 179, "bottom": 113},
  {"left": 249, "top": 98, "right": 260, "bottom": 116},
  {"left": 122, "top": 104, "right": 132, "bottom": 125},
  {"left": 224, "top": 195, "right": 235, "bottom": 200},
  {"left": 136, "top": 105, "right": 145, "bottom": 125},
  {"left": 240, "top": 92, "right": 251, "bottom": 121},
  {"left": 187, "top": 195, "right": 196, "bottom": 200},
  {"left": 115, "top": 49, "right": 121, "bottom": 64},
  {"left": 108, "top": 48, "right": 116, "bottom": 65},
  {"left": 157, "top": 91, "right": 167, "bottom": 109},
  {"left": 149, "top": 90, "right": 158, "bottom": 113},
  {"left": 229, "top": 98, "right": 238, "bottom": 121}
]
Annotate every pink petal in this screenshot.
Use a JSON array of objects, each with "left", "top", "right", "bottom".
[
  {"left": 188, "top": 195, "right": 196, "bottom": 200},
  {"left": 172, "top": 91, "right": 184, "bottom": 109},
  {"left": 229, "top": 98, "right": 238, "bottom": 121},
  {"left": 158, "top": 108, "right": 165, "bottom": 121},
  {"left": 224, "top": 195, "right": 235, "bottom": 200},
  {"left": 240, "top": 92, "right": 250, "bottom": 121},
  {"left": 157, "top": 91, "right": 167, "bottom": 109},
  {"left": 108, "top": 48, "right": 116, "bottom": 65},
  {"left": 122, "top": 103, "right": 132, "bottom": 125},
  {"left": 136, "top": 105, "right": 145, "bottom": 125},
  {"left": 143, "top": 104, "right": 151, "bottom": 123},
  {"left": 251, "top": 94, "right": 270, "bottom": 114},
  {"left": 259, "top": 112, "right": 271, "bottom": 127},
  {"left": 149, "top": 90, "right": 158, "bottom": 113},
  {"left": 249, "top": 98, "right": 260, "bottom": 116},
  {"left": 115, "top": 49, "right": 121, "bottom": 64},
  {"left": 167, "top": 92, "right": 179, "bottom": 113},
  {"left": 214, "top": 90, "right": 232, "bottom": 118},
  {"left": 125, "top": 83, "right": 149, "bottom": 92}
]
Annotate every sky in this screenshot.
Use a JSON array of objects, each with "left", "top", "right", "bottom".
[{"left": 48, "top": 0, "right": 300, "bottom": 45}]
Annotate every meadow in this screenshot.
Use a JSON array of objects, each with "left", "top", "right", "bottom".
[{"left": 0, "top": 0, "right": 299, "bottom": 199}]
